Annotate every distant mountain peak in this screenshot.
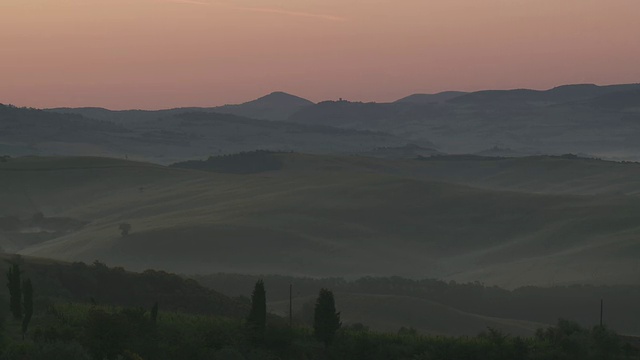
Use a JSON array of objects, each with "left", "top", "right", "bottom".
[
  {"left": 212, "top": 91, "right": 314, "bottom": 121},
  {"left": 245, "top": 91, "right": 314, "bottom": 107}
]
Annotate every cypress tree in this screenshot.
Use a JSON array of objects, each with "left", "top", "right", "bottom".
[
  {"left": 313, "top": 288, "right": 341, "bottom": 347},
  {"left": 247, "top": 280, "right": 266, "bottom": 334},
  {"left": 22, "top": 278, "right": 33, "bottom": 338},
  {"left": 6, "top": 264, "right": 22, "bottom": 319}
]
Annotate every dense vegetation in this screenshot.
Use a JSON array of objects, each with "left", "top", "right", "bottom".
[
  {"left": 0, "top": 257, "right": 637, "bottom": 359},
  {"left": 0, "top": 255, "right": 249, "bottom": 318},
  {"left": 4, "top": 304, "right": 638, "bottom": 360}
]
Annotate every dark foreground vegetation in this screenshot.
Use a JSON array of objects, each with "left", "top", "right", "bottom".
[
  {"left": 0, "top": 256, "right": 638, "bottom": 359},
  {"left": 2, "top": 305, "right": 638, "bottom": 360},
  {"left": 195, "top": 274, "right": 640, "bottom": 335}
]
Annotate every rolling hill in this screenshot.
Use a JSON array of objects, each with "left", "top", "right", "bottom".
[
  {"left": 286, "top": 83, "right": 640, "bottom": 159},
  {"left": 213, "top": 91, "right": 315, "bottom": 121},
  {"left": 448, "top": 83, "right": 640, "bottom": 106},
  {"left": 2, "top": 154, "right": 640, "bottom": 290},
  {"left": 5, "top": 105, "right": 412, "bottom": 164},
  {"left": 36, "top": 82, "right": 640, "bottom": 161},
  {"left": 48, "top": 92, "right": 314, "bottom": 123},
  {"left": 394, "top": 91, "right": 467, "bottom": 104}
]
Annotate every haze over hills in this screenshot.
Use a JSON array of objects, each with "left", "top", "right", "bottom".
[
  {"left": 4, "top": 82, "right": 633, "bottom": 163},
  {"left": 448, "top": 83, "right": 640, "bottom": 105},
  {"left": 2, "top": 153, "right": 640, "bottom": 290},
  {"left": 3, "top": 104, "right": 410, "bottom": 164},
  {"left": 287, "top": 83, "right": 640, "bottom": 160}
]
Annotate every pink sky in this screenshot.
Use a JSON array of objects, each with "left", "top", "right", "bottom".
[{"left": 1, "top": 0, "right": 639, "bottom": 109}]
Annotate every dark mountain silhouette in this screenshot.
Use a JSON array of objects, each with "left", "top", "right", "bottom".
[
  {"left": 34, "top": 82, "right": 640, "bottom": 161},
  {"left": 286, "top": 83, "right": 640, "bottom": 160},
  {"left": 0, "top": 104, "right": 129, "bottom": 156},
  {"left": 213, "top": 91, "right": 314, "bottom": 121},
  {"left": 241, "top": 91, "right": 314, "bottom": 108},
  {"left": 449, "top": 83, "right": 640, "bottom": 106},
  {"left": 395, "top": 91, "right": 467, "bottom": 104},
  {"left": 50, "top": 91, "right": 314, "bottom": 123},
  {"left": 0, "top": 104, "right": 124, "bottom": 132}
]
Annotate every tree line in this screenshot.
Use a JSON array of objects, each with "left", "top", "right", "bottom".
[{"left": 1, "top": 262, "right": 638, "bottom": 359}]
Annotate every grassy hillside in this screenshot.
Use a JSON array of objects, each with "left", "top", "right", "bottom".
[
  {"left": 1, "top": 154, "right": 640, "bottom": 289},
  {"left": 275, "top": 153, "right": 640, "bottom": 196}
]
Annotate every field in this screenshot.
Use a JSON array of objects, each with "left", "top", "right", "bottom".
[{"left": 1, "top": 153, "right": 639, "bottom": 290}]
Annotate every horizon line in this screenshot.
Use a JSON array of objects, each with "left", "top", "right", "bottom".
[{"left": 5, "top": 81, "right": 640, "bottom": 111}]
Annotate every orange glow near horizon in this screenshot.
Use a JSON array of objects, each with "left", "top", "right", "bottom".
[{"left": 1, "top": 0, "right": 639, "bottom": 109}]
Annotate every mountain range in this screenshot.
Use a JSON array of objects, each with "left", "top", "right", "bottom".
[{"left": 0, "top": 82, "right": 637, "bottom": 163}]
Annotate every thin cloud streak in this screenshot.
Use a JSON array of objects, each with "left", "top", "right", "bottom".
[
  {"left": 162, "top": 0, "right": 210, "bottom": 5},
  {"left": 160, "top": 0, "right": 347, "bottom": 22},
  {"left": 234, "top": 6, "right": 346, "bottom": 22}
]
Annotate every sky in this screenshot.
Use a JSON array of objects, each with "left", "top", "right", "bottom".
[{"left": 1, "top": 0, "right": 639, "bottom": 109}]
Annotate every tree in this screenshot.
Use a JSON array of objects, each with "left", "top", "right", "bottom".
[
  {"left": 247, "top": 280, "right": 266, "bottom": 334},
  {"left": 313, "top": 288, "right": 341, "bottom": 347},
  {"left": 6, "top": 263, "right": 22, "bottom": 319},
  {"left": 22, "top": 278, "right": 33, "bottom": 338},
  {"left": 119, "top": 223, "right": 131, "bottom": 237}
]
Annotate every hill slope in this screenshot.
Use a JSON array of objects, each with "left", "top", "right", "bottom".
[
  {"left": 13, "top": 105, "right": 411, "bottom": 164},
  {"left": 287, "top": 84, "right": 640, "bottom": 159},
  {"left": 395, "top": 91, "right": 467, "bottom": 104},
  {"left": 2, "top": 154, "right": 640, "bottom": 288},
  {"left": 0, "top": 254, "right": 249, "bottom": 318},
  {"left": 213, "top": 91, "right": 314, "bottom": 121}
]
